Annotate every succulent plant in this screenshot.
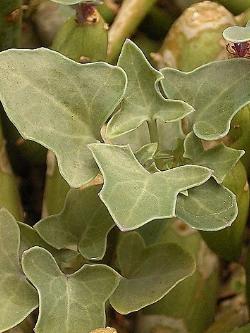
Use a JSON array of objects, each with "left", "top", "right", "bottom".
[{"left": 154, "top": 1, "right": 236, "bottom": 71}]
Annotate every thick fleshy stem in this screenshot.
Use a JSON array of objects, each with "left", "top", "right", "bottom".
[
  {"left": 0, "top": 0, "right": 22, "bottom": 51},
  {"left": 107, "top": 0, "right": 157, "bottom": 63}
]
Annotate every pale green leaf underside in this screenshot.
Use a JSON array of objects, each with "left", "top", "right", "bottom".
[
  {"left": 176, "top": 179, "right": 238, "bottom": 231},
  {"left": 0, "top": 48, "right": 126, "bottom": 187},
  {"left": 22, "top": 247, "right": 120, "bottom": 333},
  {"left": 110, "top": 232, "right": 195, "bottom": 314},
  {"left": 161, "top": 59, "right": 250, "bottom": 140},
  {"left": 223, "top": 25, "right": 250, "bottom": 42},
  {"left": 35, "top": 185, "right": 114, "bottom": 260},
  {"left": 0, "top": 209, "right": 38, "bottom": 333},
  {"left": 106, "top": 40, "right": 194, "bottom": 140},
  {"left": 89, "top": 143, "right": 212, "bottom": 231},
  {"left": 184, "top": 132, "right": 244, "bottom": 183}
]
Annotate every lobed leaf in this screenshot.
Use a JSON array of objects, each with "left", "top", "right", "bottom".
[
  {"left": 176, "top": 179, "right": 238, "bottom": 231},
  {"left": 0, "top": 209, "right": 38, "bottom": 333},
  {"left": 18, "top": 222, "right": 83, "bottom": 272},
  {"left": 0, "top": 48, "right": 126, "bottom": 187},
  {"left": 106, "top": 40, "right": 194, "bottom": 140},
  {"left": 110, "top": 232, "right": 195, "bottom": 314},
  {"left": 89, "top": 143, "right": 212, "bottom": 231},
  {"left": 22, "top": 247, "right": 121, "bottom": 333},
  {"left": 161, "top": 59, "right": 250, "bottom": 140},
  {"left": 35, "top": 185, "right": 114, "bottom": 260},
  {"left": 184, "top": 132, "right": 244, "bottom": 183},
  {"left": 18, "top": 221, "right": 57, "bottom": 255}
]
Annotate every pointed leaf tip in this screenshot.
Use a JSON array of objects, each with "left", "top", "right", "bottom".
[
  {"left": 0, "top": 48, "right": 127, "bottom": 187},
  {"left": 22, "top": 246, "right": 121, "bottom": 333},
  {"left": 110, "top": 232, "right": 195, "bottom": 313},
  {"left": 89, "top": 143, "right": 212, "bottom": 231},
  {"left": 161, "top": 59, "right": 250, "bottom": 140},
  {"left": 107, "top": 40, "right": 194, "bottom": 140},
  {"left": 35, "top": 185, "right": 114, "bottom": 260}
]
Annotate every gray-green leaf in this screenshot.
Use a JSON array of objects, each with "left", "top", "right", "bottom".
[
  {"left": 35, "top": 185, "right": 114, "bottom": 260},
  {"left": 22, "top": 247, "right": 121, "bottom": 333},
  {"left": 0, "top": 209, "right": 38, "bottom": 333},
  {"left": 161, "top": 59, "right": 250, "bottom": 140},
  {"left": 184, "top": 132, "right": 244, "bottom": 183},
  {"left": 18, "top": 222, "right": 83, "bottom": 273},
  {"left": 223, "top": 25, "right": 250, "bottom": 42},
  {"left": 0, "top": 48, "right": 126, "bottom": 187},
  {"left": 89, "top": 143, "right": 212, "bottom": 231},
  {"left": 176, "top": 179, "right": 238, "bottom": 231},
  {"left": 110, "top": 232, "right": 195, "bottom": 314},
  {"left": 106, "top": 40, "right": 194, "bottom": 140},
  {"left": 18, "top": 221, "right": 57, "bottom": 255}
]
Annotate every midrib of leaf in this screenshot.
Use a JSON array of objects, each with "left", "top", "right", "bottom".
[
  {"left": 126, "top": 44, "right": 160, "bottom": 119},
  {"left": 178, "top": 191, "right": 235, "bottom": 218},
  {"left": 128, "top": 46, "right": 151, "bottom": 108},
  {"left": 3, "top": 70, "right": 89, "bottom": 128},
  {"left": 124, "top": 180, "right": 151, "bottom": 224},
  {"left": 89, "top": 70, "right": 113, "bottom": 125}
]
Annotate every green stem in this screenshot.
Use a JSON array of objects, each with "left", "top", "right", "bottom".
[
  {"left": 148, "top": 120, "right": 159, "bottom": 144},
  {"left": 107, "top": 0, "right": 157, "bottom": 63},
  {"left": 0, "top": 0, "right": 22, "bottom": 51}
]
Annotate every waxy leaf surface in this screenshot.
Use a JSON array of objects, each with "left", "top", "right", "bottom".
[
  {"left": 18, "top": 222, "right": 82, "bottom": 272},
  {"left": 176, "top": 179, "right": 238, "bottom": 231},
  {"left": 161, "top": 59, "right": 250, "bottom": 140},
  {"left": 0, "top": 209, "right": 38, "bottom": 332},
  {"left": 89, "top": 144, "right": 212, "bottom": 230},
  {"left": 110, "top": 232, "right": 195, "bottom": 314},
  {"left": 106, "top": 40, "right": 194, "bottom": 140},
  {"left": 35, "top": 185, "right": 114, "bottom": 260},
  {"left": 184, "top": 132, "right": 244, "bottom": 183},
  {"left": 0, "top": 48, "right": 126, "bottom": 187},
  {"left": 18, "top": 222, "right": 57, "bottom": 255},
  {"left": 223, "top": 24, "right": 250, "bottom": 42},
  {"left": 22, "top": 247, "right": 120, "bottom": 333}
]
